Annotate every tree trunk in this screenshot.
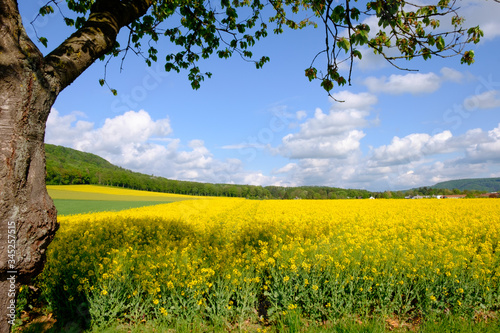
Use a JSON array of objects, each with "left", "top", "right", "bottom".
[
  {"left": 0, "top": 0, "right": 153, "bottom": 331},
  {"left": 0, "top": 1, "right": 59, "bottom": 332},
  {"left": 0, "top": 77, "right": 58, "bottom": 333}
]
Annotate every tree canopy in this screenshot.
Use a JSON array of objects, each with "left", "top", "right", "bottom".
[{"left": 34, "top": 0, "right": 483, "bottom": 95}]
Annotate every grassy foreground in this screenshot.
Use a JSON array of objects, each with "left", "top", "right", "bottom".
[{"left": 15, "top": 196, "right": 500, "bottom": 332}]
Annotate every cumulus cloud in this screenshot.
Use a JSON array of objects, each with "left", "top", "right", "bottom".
[
  {"left": 464, "top": 124, "right": 500, "bottom": 163},
  {"left": 463, "top": 90, "right": 500, "bottom": 110},
  {"left": 370, "top": 131, "right": 454, "bottom": 167},
  {"left": 45, "top": 109, "right": 94, "bottom": 145},
  {"left": 46, "top": 109, "right": 500, "bottom": 191},
  {"left": 440, "top": 67, "right": 464, "bottom": 83},
  {"left": 74, "top": 110, "right": 172, "bottom": 155},
  {"left": 296, "top": 110, "right": 307, "bottom": 120},
  {"left": 369, "top": 126, "right": 499, "bottom": 168},
  {"left": 363, "top": 67, "right": 463, "bottom": 95},
  {"left": 330, "top": 91, "right": 379, "bottom": 110},
  {"left": 274, "top": 123, "right": 500, "bottom": 191},
  {"left": 277, "top": 91, "right": 377, "bottom": 159},
  {"left": 280, "top": 129, "right": 366, "bottom": 159},
  {"left": 456, "top": 0, "right": 500, "bottom": 41},
  {"left": 364, "top": 72, "right": 439, "bottom": 94},
  {"left": 45, "top": 109, "right": 275, "bottom": 185}
]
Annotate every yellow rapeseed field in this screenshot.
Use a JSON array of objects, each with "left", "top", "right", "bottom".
[{"left": 35, "top": 198, "right": 500, "bottom": 327}]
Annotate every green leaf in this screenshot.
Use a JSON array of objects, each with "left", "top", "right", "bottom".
[
  {"left": 111, "top": 89, "right": 117, "bottom": 96},
  {"left": 337, "top": 37, "right": 350, "bottom": 53},
  {"left": 331, "top": 5, "right": 345, "bottom": 23},
  {"left": 321, "top": 79, "right": 334, "bottom": 92},
  {"left": 460, "top": 50, "right": 475, "bottom": 65},
  {"left": 467, "top": 26, "right": 484, "bottom": 44},
  {"left": 64, "top": 18, "right": 75, "bottom": 26},
  {"left": 39, "top": 5, "right": 54, "bottom": 16},
  {"left": 421, "top": 48, "right": 432, "bottom": 60},
  {"left": 75, "top": 16, "right": 86, "bottom": 29},
  {"left": 352, "top": 49, "right": 362, "bottom": 59},
  {"left": 191, "top": 80, "right": 200, "bottom": 90},
  {"left": 39, "top": 37, "right": 48, "bottom": 47},
  {"left": 350, "top": 7, "right": 360, "bottom": 21},
  {"left": 436, "top": 36, "right": 445, "bottom": 51},
  {"left": 336, "top": 76, "right": 346, "bottom": 86},
  {"left": 255, "top": 56, "right": 269, "bottom": 69},
  {"left": 305, "top": 68, "right": 317, "bottom": 82},
  {"left": 99, "top": 79, "right": 105, "bottom": 86}
]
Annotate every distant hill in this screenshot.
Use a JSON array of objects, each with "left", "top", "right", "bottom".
[
  {"left": 431, "top": 178, "right": 500, "bottom": 192},
  {"left": 45, "top": 144, "right": 271, "bottom": 198},
  {"left": 44, "top": 144, "right": 373, "bottom": 199}
]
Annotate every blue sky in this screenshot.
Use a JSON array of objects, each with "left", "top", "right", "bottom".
[{"left": 20, "top": 1, "right": 500, "bottom": 191}]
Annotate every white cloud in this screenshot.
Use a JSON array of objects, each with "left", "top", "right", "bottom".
[
  {"left": 463, "top": 90, "right": 500, "bottom": 110},
  {"left": 440, "top": 67, "right": 464, "bottom": 83},
  {"left": 45, "top": 109, "right": 94, "bottom": 145},
  {"left": 329, "top": 91, "right": 378, "bottom": 110},
  {"left": 281, "top": 129, "right": 366, "bottom": 159},
  {"left": 459, "top": 0, "right": 500, "bottom": 41},
  {"left": 277, "top": 91, "right": 377, "bottom": 159},
  {"left": 73, "top": 110, "right": 171, "bottom": 154},
  {"left": 45, "top": 109, "right": 274, "bottom": 185},
  {"left": 465, "top": 124, "right": 500, "bottom": 162},
  {"left": 46, "top": 109, "right": 500, "bottom": 192},
  {"left": 363, "top": 67, "right": 464, "bottom": 95},
  {"left": 296, "top": 110, "right": 307, "bottom": 120},
  {"left": 274, "top": 123, "right": 500, "bottom": 191},
  {"left": 364, "top": 72, "right": 441, "bottom": 95},
  {"left": 370, "top": 131, "right": 454, "bottom": 166},
  {"left": 274, "top": 163, "right": 297, "bottom": 174}
]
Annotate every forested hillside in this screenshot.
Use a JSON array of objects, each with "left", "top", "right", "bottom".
[
  {"left": 46, "top": 144, "right": 497, "bottom": 199},
  {"left": 432, "top": 178, "right": 500, "bottom": 192},
  {"left": 44, "top": 144, "right": 373, "bottom": 199}
]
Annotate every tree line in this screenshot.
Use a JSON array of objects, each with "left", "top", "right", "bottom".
[
  {"left": 46, "top": 144, "right": 492, "bottom": 200},
  {"left": 45, "top": 144, "right": 375, "bottom": 199}
]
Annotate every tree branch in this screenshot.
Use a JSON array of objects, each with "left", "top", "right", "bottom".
[{"left": 44, "top": 0, "right": 152, "bottom": 93}]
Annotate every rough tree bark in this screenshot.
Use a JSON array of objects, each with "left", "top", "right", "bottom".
[
  {"left": 0, "top": 1, "right": 59, "bottom": 331},
  {"left": 0, "top": 1, "right": 152, "bottom": 331}
]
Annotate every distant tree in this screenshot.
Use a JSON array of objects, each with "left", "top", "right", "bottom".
[
  {"left": 0, "top": 0, "right": 488, "bottom": 330},
  {"left": 394, "top": 191, "right": 404, "bottom": 199}
]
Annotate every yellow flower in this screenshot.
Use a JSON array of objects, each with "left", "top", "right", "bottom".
[
  {"left": 283, "top": 276, "right": 290, "bottom": 282},
  {"left": 153, "top": 299, "right": 159, "bottom": 305}
]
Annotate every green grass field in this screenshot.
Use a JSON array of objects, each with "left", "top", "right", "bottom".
[
  {"left": 51, "top": 199, "right": 172, "bottom": 215},
  {"left": 47, "top": 185, "right": 196, "bottom": 215}
]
